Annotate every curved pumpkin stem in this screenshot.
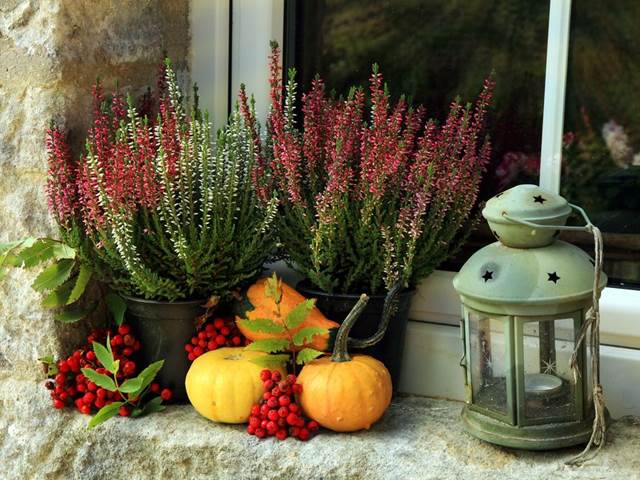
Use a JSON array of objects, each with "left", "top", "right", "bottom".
[
  {"left": 347, "top": 281, "right": 403, "bottom": 349},
  {"left": 331, "top": 294, "right": 369, "bottom": 363}
]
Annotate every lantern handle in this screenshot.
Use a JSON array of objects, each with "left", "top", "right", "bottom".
[{"left": 501, "top": 203, "right": 594, "bottom": 233}]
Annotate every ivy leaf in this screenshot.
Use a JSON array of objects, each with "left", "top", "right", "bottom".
[
  {"left": 296, "top": 348, "right": 324, "bottom": 365},
  {"left": 54, "top": 303, "right": 96, "bottom": 323},
  {"left": 66, "top": 265, "right": 92, "bottom": 305},
  {"left": 244, "top": 339, "right": 291, "bottom": 354},
  {"left": 31, "top": 259, "right": 74, "bottom": 292},
  {"left": 131, "top": 396, "right": 165, "bottom": 418},
  {"left": 128, "top": 360, "right": 165, "bottom": 399},
  {"left": 88, "top": 401, "right": 123, "bottom": 429},
  {"left": 249, "top": 354, "right": 290, "bottom": 369},
  {"left": 265, "top": 272, "right": 282, "bottom": 303},
  {"left": 39, "top": 355, "right": 58, "bottom": 376},
  {"left": 119, "top": 377, "right": 143, "bottom": 393},
  {"left": 284, "top": 299, "right": 315, "bottom": 330},
  {"left": 93, "top": 340, "right": 117, "bottom": 374},
  {"left": 105, "top": 293, "right": 127, "bottom": 326},
  {"left": 42, "top": 279, "right": 75, "bottom": 308},
  {"left": 292, "top": 326, "right": 327, "bottom": 346},
  {"left": 81, "top": 368, "right": 117, "bottom": 391},
  {"left": 237, "top": 318, "right": 285, "bottom": 334}
]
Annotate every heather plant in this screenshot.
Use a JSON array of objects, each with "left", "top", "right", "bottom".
[
  {"left": 241, "top": 44, "right": 493, "bottom": 295},
  {"left": 8, "top": 60, "right": 277, "bottom": 310}
]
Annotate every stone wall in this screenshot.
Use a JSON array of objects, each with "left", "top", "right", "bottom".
[{"left": 0, "top": 0, "right": 190, "bottom": 380}]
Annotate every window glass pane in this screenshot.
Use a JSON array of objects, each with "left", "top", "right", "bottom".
[
  {"left": 468, "top": 313, "right": 508, "bottom": 415},
  {"left": 288, "top": 0, "right": 549, "bottom": 198},
  {"left": 562, "top": 3, "right": 640, "bottom": 286}
]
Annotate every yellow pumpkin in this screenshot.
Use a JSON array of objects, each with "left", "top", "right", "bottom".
[
  {"left": 297, "top": 293, "right": 393, "bottom": 432},
  {"left": 185, "top": 347, "right": 286, "bottom": 423},
  {"left": 236, "top": 276, "right": 340, "bottom": 351}
]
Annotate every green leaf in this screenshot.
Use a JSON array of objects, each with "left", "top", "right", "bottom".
[
  {"left": 128, "top": 360, "right": 164, "bottom": 398},
  {"left": 119, "top": 377, "right": 143, "bottom": 393},
  {"left": 39, "top": 355, "right": 58, "bottom": 376},
  {"left": 132, "top": 396, "right": 165, "bottom": 418},
  {"left": 292, "top": 326, "right": 327, "bottom": 346},
  {"left": 0, "top": 238, "right": 35, "bottom": 278},
  {"left": 237, "top": 318, "right": 285, "bottom": 334},
  {"left": 249, "top": 354, "right": 290, "bottom": 369},
  {"left": 31, "top": 259, "right": 74, "bottom": 292},
  {"left": 265, "top": 272, "right": 282, "bottom": 303},
  {"left": 88, "top": 401, "right": 123, "bottom": 429},
  {"left": 284, "top": 299, "right": 315, "bottom": 329},
  {"left": 42, "top": 279, "right": 75, "bottom": 308},
  {"left": 66, "top": 265, "right": 92, "bottom": 305},
  {"left": 244, "top": 339, "right": 291, "bottom": 354},
  {"left": 16, "top": 239, "right": 75, "bottom": 268},
  {"left": 296, "top": 348, "right": 324, "bottom": 365},
  {"left": 54, "top": 303, "right": 96, "bottom": 323},
  {"left": 81, "top": 368, "right": 117, "bottom": 391},
  {"left": 93, "top": 341, "right": 117, "bottom": 374},
  {"left": 105, "top": 293, "right": 127, "bottom": 326}
]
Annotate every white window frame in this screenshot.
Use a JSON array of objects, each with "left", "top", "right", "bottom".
[{"left": 191, "top": 0, "right": 640, "bottom": 416}]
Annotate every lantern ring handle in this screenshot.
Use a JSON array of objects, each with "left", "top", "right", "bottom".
[{"left": 501, "top": 203, "right": 595, "bottom": 233}]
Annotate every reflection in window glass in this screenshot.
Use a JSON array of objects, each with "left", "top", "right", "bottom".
[{"left": 287, "top": 0, "right": 549, "bottom": 196}]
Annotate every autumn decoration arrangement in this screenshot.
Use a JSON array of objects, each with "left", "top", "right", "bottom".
[{"left": 1, "top": 42, "right": 491, "bottom": 437}]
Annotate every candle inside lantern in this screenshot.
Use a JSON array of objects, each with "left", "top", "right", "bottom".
[{"left": 524, "top": 373, "right": 563, "bottom": 397}]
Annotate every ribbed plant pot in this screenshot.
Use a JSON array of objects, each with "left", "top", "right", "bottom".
[
  {"left": 296, "top": 281, "right": 414, "bottom": 388},
  {"left": 123, "top": 296, "right": 205, "bottom": 402}
]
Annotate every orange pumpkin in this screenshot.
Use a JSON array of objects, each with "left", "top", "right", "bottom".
[
  {"left": 235, "top": 277, "right": 339, "bottom": 351},
  {"left": 297, "top": 294, "right": 393, "bottom": 432}
]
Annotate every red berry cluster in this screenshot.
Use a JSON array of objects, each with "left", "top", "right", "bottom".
[
  {"left": 247, "top": 370, "right": 319, "bottom": 441},
  {"left": 184, "top": 317, "right": 248, "bottom": 361},
  {"left": 46, "top": 324, "right": 172, "bottom": 416}
]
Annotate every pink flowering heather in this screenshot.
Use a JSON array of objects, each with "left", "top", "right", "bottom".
[{"left": 241, "top": 43, "right": 494, "bottom": 294}]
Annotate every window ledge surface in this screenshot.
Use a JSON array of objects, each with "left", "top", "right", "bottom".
[{"left": 2, "top": 379, "right": 638, "bottom": 479}]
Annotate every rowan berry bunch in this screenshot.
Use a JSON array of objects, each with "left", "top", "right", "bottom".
[
  {"left": 247, "top": 370, "right": 319, "bottom": 441},
  {"left": 43, "top": 324, "right": 172, "bottom": 418},
  {"left": 184, "top": 317, "right": 248, "bottom": 362}
]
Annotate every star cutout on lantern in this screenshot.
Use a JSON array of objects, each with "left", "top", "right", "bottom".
[
  {"left": 482, "top": 270, "right": 494, "bottom": 282},
  {"left": 547, "top": 272, "right": 560, "bottom": 284},
  {"left": 533, "top": 195, "right": 547, "bottom": 204}
]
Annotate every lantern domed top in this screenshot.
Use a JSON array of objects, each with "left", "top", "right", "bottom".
[
  {"left": 482, "top": 184, "right": 572, "bottom": 248},
  {"left": 453, "top": 240, "right": 607, "bottom": 315}
]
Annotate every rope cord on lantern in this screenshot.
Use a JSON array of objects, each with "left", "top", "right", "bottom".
[{"left": 567, "top": 224, "right": 606, "bottom": 466}]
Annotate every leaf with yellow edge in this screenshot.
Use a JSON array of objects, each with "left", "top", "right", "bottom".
[
  {"left": 296, "top": 348, "right": 324, "bottom": 365},
  {"left": 244, "top": 339, "right": 290, "bottom": 354}
]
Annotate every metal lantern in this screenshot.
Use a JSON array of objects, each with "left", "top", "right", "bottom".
[{"left": 453, "top": 184, "right": 607, "bottom": 450}]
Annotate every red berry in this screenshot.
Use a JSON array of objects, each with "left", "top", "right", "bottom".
[
  {"left": 94, "top": 398, "right": 105, "bottom": 408},
  {"left": 277, "top": 418, "right": 287, "bottom": 428},
  {"left": 193, "top": 346, "right": 204, "bottom": 357},
  {"left": 198, "top": 339, "right": 207, "bottom": 348},
  {"left": 232, "top": 336, "right": 241, "bottom": 346},
  {"left": 185, "top": 344, "right": 193, "bottom": 352},
  {"left": 66, "top": 387, "right": 76, "bottom": 396},
  {"left": 59, "top": 392, "right": 68, "bottom": 401},
  {"left": 263, "top": 380, "right": 274, "bottom": 391},
  {"left": 255, "top": 428, "right": 266, "bottom": 439},
  {"left": 74, "top": 398, "right": 84, "bottom": 409},
  {"left": 76, "top": 383, "right": 86, "bottom": 393},
  {"left": 112, "top": 335, "right": 123, "bottom": 346},
  {"left": 198, "top": 331, "right": 207, "bottom": 340},
  {"left": 67, "top": 358, "right": 79, "bottom": 373},
  {"left": 58, "top": 361, "right": 69, "bottom": 373},
  {"left": 214, "top": 319, "right": 225, "bottom": 329},
  {"left": 271, "top": 387, "right": 281, "bottom": 397},
  {"left": 54, "top": 386, "right": 64, "bottom": 395},
  {"left": 267, "top": 397, "right": 278, "bottom": 409},
  {"left": 86, "top": 351, "right": 96, "bottom": 362},
  {"left": 96, "top": 388, "right": 107, "bottom": 399},
  {"left": 83, "top": 392, "right": 95, "bottom": 405},
  {"left": 160, "top": 388, "right": 173, "bottom": 401},
  {"left": 266, "top": 421, "right": 278, "bottom": 434},
  {"left": 250, "top": 405, "right": 260, "bottom": 416},
  {"left": 271, "top": 371, "right": 282, "bottom": 382},
  {"left": 54, "top": 373, "right": 66, "bottom": 386},
  {"left": 298, "top": 428, "right": 310, "bottom": 441},
  {"left": 220, "top": 326, "right": 230, "bottom": 336},
  {"left": 286, "top": 413, "right": 299, "bottom": 426},
  {"left": 53, "top": 399, "right": 65, "bottom": 409},
  {"left": 133, "top": 340, "right": 141, "bottom": 351},
  {"left": 278, "top": 406, "right": 289, "bottom": 418},
  {"left": 307, "top": 420, "right": 319, "bottom": 431},
  {"left": 123, "top": 361, "right": 136, "bottom": 375},
  {"left": 292, "top": 384, "right": 303, "bottom": 394},
  {"left": 249, "top": 416, "right": 261, "bottom": 429},
  {"left": 276, "top": 429, "right": 288, "bottom": 440},
  {"left": 207, "top": 341, "right": 217, "bottom": 351},
  {"left": 263, "top": 392, "right": 272, "bottom": 401},
  {"left": 118, "top": 406, "right": 131, "bottom": 417},
  {"left": 296, "top": 417, "right": 305, "bottom": 428},
  {"left": 96, "top": 368, "right": 107, "bottom": 375},
  {"left": 73, "top": 350, "right": 82, "bottom": 359},
  {"left": 290, "top": 426, "right": 300, "bottom": 437},
  {"left": 286, "top": 374, "right": 297, "bottom": 384},
  {"left": 118, "top": 324, "right": 131, "bottom": 335},
  {"left": 150, "top": 383, "right": 160, "bottom": 394},
  {"left": 260, "top": 404, "right": 270, "bottom": 416},
  {"left": 205, "top": 324, "right": 215, "bottom": 334},
  {"left": 289, "top": 403, "right": 299, "bottom": 413},
  {"left": 260, "top": 370, "right": 272, "bottom": 381},
  {"left": 188, "top": 353, "right": 196, "bottom": 362},
  {"left": 247, "top": 425, "right": 256, "bottom": 435},
  {"left": 267, "top": 409, "right": 279, "bottom": 421},
  {"left": 278, "top": 396, "right": 291, "bottom": 407},
  {"left": 261, "top": 419, "right": 269, "bottom": 429},
  {"left": 191, "top": 337, "right": 199, "bottom": 345},
  {"left": 87, "top": 381, "right": 97, "bottom": 392},
  {"left": 123, "top": 347, "right": 134, "bottom": 357},
  {"left": 79, "top": 404, "right": 91, "bottom": 415},
  {"left": 215, "top": 335, "right": 226, "bottom": 346}
]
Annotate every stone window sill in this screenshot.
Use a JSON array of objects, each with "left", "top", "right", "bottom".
[{"left": 2, "top": 379, "right": 638, "bottom": 479}]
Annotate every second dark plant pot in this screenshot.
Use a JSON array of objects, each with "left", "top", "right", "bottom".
[
  {"left": 296, "top": 280, "right": 414, "bottom": 389},
  {"left": 124, "top": 296, "right": 205, "bottom": 402}
]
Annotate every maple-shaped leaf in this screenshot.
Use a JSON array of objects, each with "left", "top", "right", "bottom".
[
  {"left": 292, "top": 326, "right": 327, "bottom": 346},
  {"left": 265, "top": 272, "right": 282, "bottom": 304},
  {"left": 249, "top": 354, "right": 290, "bottom": 368},
  {"left": 296, "top": 348, "right": 324, "bottom": 365},
  {"left": 284, "top": 299, "right": 315, "bottom": 329},
  {"left": 245, "top": 339, "right": 290, "bottom": 354},
  {"left": 237, "top": 318, "right": 285, "bottom": 334}
]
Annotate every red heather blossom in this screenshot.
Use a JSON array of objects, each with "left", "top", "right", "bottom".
[{"left": 45, "top": 125, "right": 78, "bottom": 226}]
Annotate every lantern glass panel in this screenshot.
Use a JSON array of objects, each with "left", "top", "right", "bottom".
[
  {"left": 521, "top": 317, "right": 578, "bottom": 421},
  {"left": 469, "top": 313, "right": 509, "bottom": 415}
]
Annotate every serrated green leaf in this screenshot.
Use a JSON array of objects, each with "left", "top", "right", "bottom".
[
  {"left": 16, "top": 239, "right": 75, "bottom": 268},
  {"left": 31, "top": 259, "right": 74, "bottom": 292},
  {"left": 131, "top": 396, "right": 165, "bottom": 418},
  {"left": 93, "top": 341, "right": 117, "bottom": 374},
  {"left": 42, "top": 278, "right": 75, "bottom": 308},
  {"left": 244, "top": 339, "right": 291, "bottom": 354},
  {"left": 249, "top": 354, "right": 290, "bottom": 368},
  {"left": 88, "top": 401, "right": 123, "bottom": 429},
  {"left": 54, "top": 303, "right": 95, "bottom": 323},
  {"left": 66, "top": 265, "right": 92, "bottom": 305},
  {"left": 106, "top": 292, "right": 126, "bottom": 326},
  {"left": 81, "top": 368, "right": 117, "bottom": 391},
  {"left": 296, "top": 348, "right": 324, "bottom": 365},
  {"left": 128, "top": 360, "right": 164, "bottom": 398},
  {"left": 119, "top": 377, "right": 143, "bottom": 393},
  {"left": 237, "top": 318, "right": 285, "bottom": 334},
  {"left": 292, "top": 326, "right": 327, "bottom": 346},
  {"left": 284, "top": 299, "right": 315, "bottom": 329},
  {"left": 265, "top": 272, "right": 282, "bottom": 303}
]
